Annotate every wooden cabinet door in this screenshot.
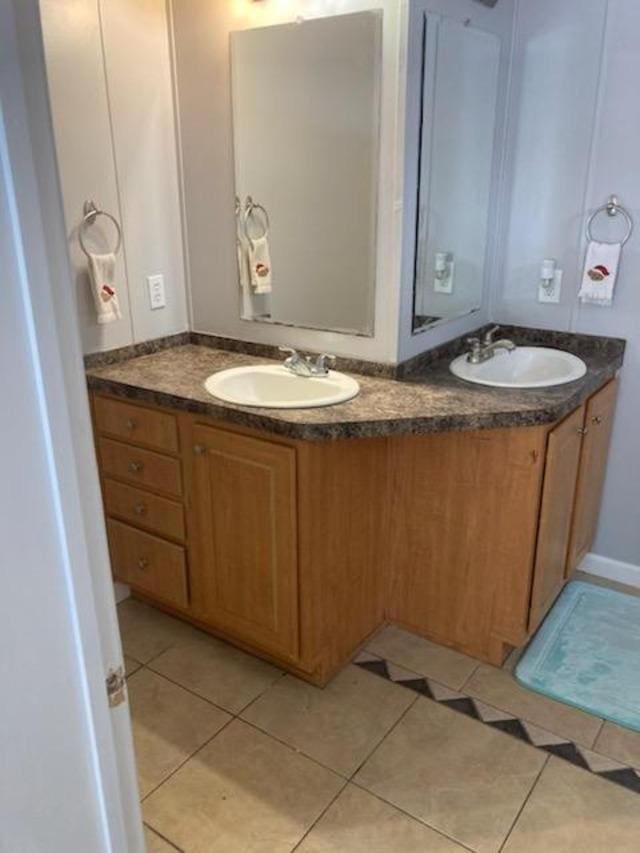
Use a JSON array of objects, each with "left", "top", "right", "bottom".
[
  {"left": 529, "top": 406, "right": 585, "bottom": 631},
  {"left": 189, "top": 424, "right": 299, "bottom": 660},
  {"left": 566, "top": 379, "right": 618, "bottom": 576}
]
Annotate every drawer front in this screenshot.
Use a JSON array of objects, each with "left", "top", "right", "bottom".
[
  {"left": 103, "top": 478, "right": 185, "bottom": 542},
  {"left": 107, "top": 519, "right": 188, "bottom": 608},
  {"left": 98, "top": 437, "right": 183, "bottom": 497},
  {"left": 94, "top": 395, "right": 179, "bottom": 454}
]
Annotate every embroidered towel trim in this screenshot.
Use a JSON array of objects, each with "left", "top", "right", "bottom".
[
  {"left": 88, "top": 251, "right": 122, "bottom": 324},
  {"left": 578, "top": 240, "right": 621, "bottom": 306},
  {"left": 249, "top": 235, "right": 273, "bottom": 294}
]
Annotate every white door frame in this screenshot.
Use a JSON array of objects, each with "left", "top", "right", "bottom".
[{"left": 1, "top": 1, "right": 142, "bottom": 849}]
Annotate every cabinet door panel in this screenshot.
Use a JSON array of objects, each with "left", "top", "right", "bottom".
[
  {"left": 529, "top": 406, "right": 584, "bottom": 631},
  {"left": 567, "top": 379, "right": 618, "bottom": 576},
  {"left": 190, "top": 425, "right": 298, "bottom": 659}
]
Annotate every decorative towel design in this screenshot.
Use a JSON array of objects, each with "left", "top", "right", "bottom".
[
  {"left": 248, "top": 235, "right": 273, "bottom": 294},
  {"left": 579, "top": 240, "right": 621, "bottom": 306},
  {"left": 88, "top": 252, "right": 122, "bottom": 324}
]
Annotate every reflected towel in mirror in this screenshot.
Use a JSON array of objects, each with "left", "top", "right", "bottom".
[{"left": 249, "top": 235, "right": 273, "bottom": 294}]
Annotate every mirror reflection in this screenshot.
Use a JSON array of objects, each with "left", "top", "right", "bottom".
[
  {"left": 230, "top": 12, "right": 382, "bottom": 336},
  {"left": 413, "top": 16, "right": 501, "bottom": 333}
]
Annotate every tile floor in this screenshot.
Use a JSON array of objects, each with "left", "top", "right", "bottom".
[{"left": 119, "top": 597, "right": 640, "bottom": 853}]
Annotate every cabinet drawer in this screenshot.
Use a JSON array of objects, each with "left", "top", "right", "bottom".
[
  {"left": 98, "top": 437, "right": 183, "bottom": 497},
  {"left": 103, "top": 478, "right": 185, "bottom": 542},
  {"left": 107, "top": 519, "right": 188, "bottom": 608},
  {"left": 94, "top": 395, "right": 179, "bottom": 454}
]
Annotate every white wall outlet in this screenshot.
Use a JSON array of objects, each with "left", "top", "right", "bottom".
[
  {"left": 538, "top": 269, "right": 563, "bottom": 304},
  {"left": 433, "top": 252, "right": 454, "bottom": 294},
  {"left": 147, "top": 274, "right": 166, "bottom": 310}
]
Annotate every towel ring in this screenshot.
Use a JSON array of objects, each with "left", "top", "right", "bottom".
[
  {"left": 586, "top": 195, "right": 634, "bottom": 246},
  {"left": 79, "top": 200, "right": 122, "bottom": 257},
  {"left": 243, "top": 196, "right": 270, "bottom": 242}
]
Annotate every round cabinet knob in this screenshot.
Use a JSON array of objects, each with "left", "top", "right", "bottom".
[
  {"left": 133, "top": 502, "right": 147, "bottom": 516},
  {"left": 125, "top": 418, "right": 137, "bottom": 431},
  {"left": 137, "top": 557, "right": 148, "bottom": 571},
  {"left": 592, "top": 415, "right": 603, "bottom": 425},
  {"left": 128, "top": 460, "right": 144, "bottom": 473},
  {"left": 194, "top": 444, "right": 206, "bottom": 455}
]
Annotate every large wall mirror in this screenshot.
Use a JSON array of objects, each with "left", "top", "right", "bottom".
[
  {"left": 230, "top": 11, "right": 382, "bottom": 337},
  {"left": 412, "top": 15, "right": 501, "bottom": 333}
]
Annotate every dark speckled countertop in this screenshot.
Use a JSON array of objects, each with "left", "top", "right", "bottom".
[{"left": 85, "top": 327, "right": 625, "bottom": 441}]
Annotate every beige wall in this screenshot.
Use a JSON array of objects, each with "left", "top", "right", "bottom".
[
  {"left": 170, "top": 0, "right": 407, "bottom": 363},
  {"left": 41, "top": 0, "right": 188, "bottom": 354}
]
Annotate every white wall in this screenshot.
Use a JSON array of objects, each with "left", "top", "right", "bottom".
[
  {"left": 1, "top": 93, "right": 108, "bottom": 853},
  {"left": 397, "top": 0, "right": 515, "bottom": 362},
  {"left": 1, "top": 0, "right": 142, "bottom": 847},
  {"left": 495, "top": 0, "right": 640, "bottom": 569},
  {"left": 40, "top": 0, "right": 189, "bottom": 354},
  {"left": 170, "top": 0, "right": 407, "bottom": 363}
]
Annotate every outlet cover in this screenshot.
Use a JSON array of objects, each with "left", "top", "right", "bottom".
[
  {"left": 147, "top": 274, "right": 166, "bottom": 310},
  {"left": 538, "top": 269, "right": 562, "bottom": 304},
  {"left": 434, "top": 261, "right": 454, "bottom": 294}
]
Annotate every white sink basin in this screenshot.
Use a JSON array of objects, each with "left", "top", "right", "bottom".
[
  {"left": 204, "top": 365, "right": 360, "bottom": 409},
  {"left": 450, "top": 346, "right": 587, "bottom": 389}
]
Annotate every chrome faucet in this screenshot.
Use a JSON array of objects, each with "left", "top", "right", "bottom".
[
  {"left": 279, "top": 347, "right": 336, "bottom": 377},
  {"left": 465, "top": 326, "right": 516, "bottom": 364}
]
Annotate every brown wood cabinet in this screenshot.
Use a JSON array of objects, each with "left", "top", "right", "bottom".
[
  {"left": 91, "top": 378, "right": 618, "bottom": 682},
  {"left": 567, "top": 379, "right": 618, "bottom": 575},
  {"left": 387, "top": 379, "right": 618, "bottom": 664},
  {"left": 93, "top": 393, "right": 385, "bottom": 683},
  {"left": 188, "top": 424, "right": 299, "bottom": 661},
  {"left": 528, "top": 405, "right": 585, "bottom": 631}
]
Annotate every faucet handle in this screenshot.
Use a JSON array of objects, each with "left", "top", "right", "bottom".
[
  {"left": 466, "top": 336, "right": 482, "bottom": 351},
  {"left": 314, "top": 353, "right": 336, "bottom": 374},
  {"left": 482, "top": 325, "right": 501, "bottom": 345},
  {"left": 278, "top": 346, "right": 297, "bottom": 357}
]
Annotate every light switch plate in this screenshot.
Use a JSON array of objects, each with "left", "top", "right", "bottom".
[{"left": 147, "top": 274, "right": 166, "bottom": 310}]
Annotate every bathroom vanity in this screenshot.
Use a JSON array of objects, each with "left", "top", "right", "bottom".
[{"left": 88, "top": 330, "right": 622, "bottom": 683}]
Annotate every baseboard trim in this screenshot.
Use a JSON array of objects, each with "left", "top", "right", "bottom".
[{"left": 578, "top": 553, "right": 640, "bottom": 590}]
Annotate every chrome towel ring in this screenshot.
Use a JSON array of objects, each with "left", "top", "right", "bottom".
[
  {"left": 242, "top": 196, "right": 270, "bottom": 242},
  {"left": 586, "top": 195, "right": 634, "bottom": 246},
  {"left": 79, "top": 200, "right": 122, "bottom": 257}
]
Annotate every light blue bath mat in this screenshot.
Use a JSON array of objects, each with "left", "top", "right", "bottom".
[{"left": 516, "top": 581, "right": 640, "bottom": 732}]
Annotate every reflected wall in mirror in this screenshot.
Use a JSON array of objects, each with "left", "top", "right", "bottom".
[
  {"left": 231, "top": 12, "right": 382, "bottom": 337},
  {"left": 413, "top": 16, "right": 501, "bottom": 333}
]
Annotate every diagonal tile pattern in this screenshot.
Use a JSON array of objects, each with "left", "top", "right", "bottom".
[
  {"left": 120, "top": 599, "right": 640, "bottom": 853},
  {"left": 502, "top": 758, "right": 640, "bottom": 851},
  {"left": 143, "top": 720, "right": 344, "bottom": 853},
  {"left": 296, "top": 784, "right": 466, "bottom": 852},
  {"left": 148, "top": 631, "right": 283, "bottom": 714},
  {"left": 353, "top": 650, "right": 640, "bottom": 796},
  {"left": 127, "top": 668, "right": 230, "bottom": 797},
  {"left": 354, "top": 697, "right": 546, "bottom": 853},
  {"left": 241, "top": 664, "right": 415, "bottom": 777}
]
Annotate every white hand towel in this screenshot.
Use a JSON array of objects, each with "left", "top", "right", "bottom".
[
  {"left": 578, "top": 241, "right": 621, "bottom": 306},
  {"left": 88, "top": 252, "right": 122, "bottom": 324},
  {"left": 236, "top": 234, "right": 251, "bottom": 292},
  {"left": 249, "top": 236, "right": 273, "bottom": 294}
]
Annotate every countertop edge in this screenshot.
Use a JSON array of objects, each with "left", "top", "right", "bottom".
[{"left": 86, "top": 357, "right": 622, "bottom": 442}]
